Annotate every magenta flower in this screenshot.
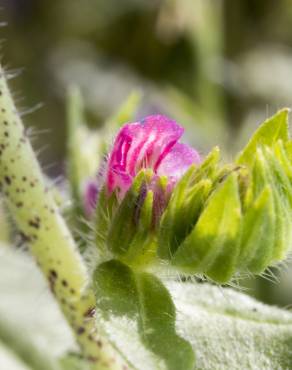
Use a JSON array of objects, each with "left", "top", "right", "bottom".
[
  {"left": 106, "top": 115, "right": 201, "bottom": 199},
  {"left": 84, "top": 115, "right": 201, "bottom": 216}
]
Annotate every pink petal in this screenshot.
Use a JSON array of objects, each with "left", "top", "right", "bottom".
[
  {"left": 106, "top": 115, "right": 184, "bottom": 195},
  {"left": 157, "top": 142, "right": 201, "bottom": 179}
]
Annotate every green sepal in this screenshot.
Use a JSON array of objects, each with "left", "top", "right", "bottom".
[
  {"left": 157, "top": 178, "right": 212, "bottom": 260},
  {"left": 274, "top": 140, "right": 292, "bottom": 182},
  {"left": 261, "top": 147, "right": 292, "bottom": 260},
  {"left": 192, "top": 146, "right": 220, "bottom": 182},
  {"left": 172, "top": 173, "right": 242, "bottom": 283},
  {"left": 284, "top": 140, "right": 292, "bottom": 161},
  {"left": 93, "top": 260, "right": 195, "bottom": 370},
  {"left": 157, "top": 147, "right": 220, "bottom": 261},
  {"left": 237, "top": 108, "right": 289, "bottom": 166},
  {"left": 152, "top": 175, "right": 169, "bottom": 229},
  {"left": 107, "top": 170, "right": 153, "bottom": 258},
  {"left": 95, "top": 186, "right": 118, "bottom": 253},
  {"left": 122, "top": 190, "right": 157, "bottom": 267},
  {"left": 238, "top": 186, "right": 275, "bottom": 273}
]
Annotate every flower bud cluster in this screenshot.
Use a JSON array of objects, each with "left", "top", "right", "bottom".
[{"left": 91, "top": 110, "right": 292, "bottom": 283}]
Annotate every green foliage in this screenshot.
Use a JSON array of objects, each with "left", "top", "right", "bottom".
[
  {"left": 0, "top": 318, "right": 61, "bottom": 370},
  {"left": 2, "top": 247, "right": 292, "bottom": 370},
  {"left": 94, "top": 260, "right": 194, "bottom": 370},
  {"left": 2, "top": 58, "right": 292, "bottom": 370}
]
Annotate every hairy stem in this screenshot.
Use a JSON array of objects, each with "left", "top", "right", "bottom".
[{"left": 0, "top": 66, "right": 128, "bottom": 370}]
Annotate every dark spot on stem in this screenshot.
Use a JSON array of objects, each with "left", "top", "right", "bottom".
[
  {"left": 77, "top": 326, "right": 85, "bottom": 335},
  {"left": 49, "top": 269, "right": 57, "bottom": 279},
  {"left": 84, "top": 307, "right": 96, "bottom": 318},
  {"left": 61, "top": 279, "right": 68, "bottom": 287},
  {"left": 4, "top": 176, "right": 11, "bottom": 185}
]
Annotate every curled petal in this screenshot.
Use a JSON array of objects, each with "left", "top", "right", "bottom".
[
  {"left": 107, "top": 115, "right": 184, "bottom": 195},
  {"left": 157, "top": 142, "right": 201, "bottom": 179}
]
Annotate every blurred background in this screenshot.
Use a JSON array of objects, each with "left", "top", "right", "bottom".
[{"left": 1, "top": 0, "right": 292, "bottom": 307}]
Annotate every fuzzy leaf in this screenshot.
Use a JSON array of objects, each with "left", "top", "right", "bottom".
[
  {"left": 237, "top": 109, "right": 289, "bottom": 166},
  {"left": 167, "top": 281, "right": 292, "bottom": 370},
  {"left": 93, "top": 260, "right": 195, "bottom": 370},
  {"left": 2, "top": 247, "right": 292, "bottom": 370},
  {"left": 0, "top": 247, "right": 74, "bottom": 370}
]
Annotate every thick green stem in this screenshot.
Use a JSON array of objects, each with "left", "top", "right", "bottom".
[{"left": 0, "top": 67, "right": 128, "bottom": 370}]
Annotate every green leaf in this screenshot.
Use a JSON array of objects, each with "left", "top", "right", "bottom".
[
  {"left": 237, "top": 109, "right": 289, "bottom": 166},
  {"left": 166, "top": 281, "right": 292, "bottom": 370},
  {"left": 0, "top": 318, "right": 61, "bottom": 370},
  {"left": 172, "top": 173, "right": 242, "bottom": 283},
  {"left": 0, "top": 248, "right": 74, "bottom": 370},
  {"left": 0, "top": 342, "right": 31, "bottom": 370},
  {"left": 2, "top": 246, "right": 292, "bottom": 370},
  {"left": 136, "top": 273, "right": 194, "bottom": 370},
  {"left": 93, "top": 260, "right": 195, "bottom": 370}
]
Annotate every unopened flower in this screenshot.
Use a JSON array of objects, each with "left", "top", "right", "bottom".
[
  {"left": 107, "top": 115, "right": 200, "bottom": 198},
  {"left": 84, "top": 114, "right": 201, "bottom": 216}
]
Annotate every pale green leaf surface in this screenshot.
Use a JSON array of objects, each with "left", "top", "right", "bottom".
[
  {"left": 93, "top": 260, "right": 194, "bottom": 370},
  {"left": 0, "top": 246, "right": 75, "bottom": 370},
  {"left": 166, "top": 281, "right": 292, "bottom": 370},
  {"left": 1, "top": 247, "right": 292, "bottom": 370},
  {"left": 0, "top": 343, "right": 31, "bottom": 370}
]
